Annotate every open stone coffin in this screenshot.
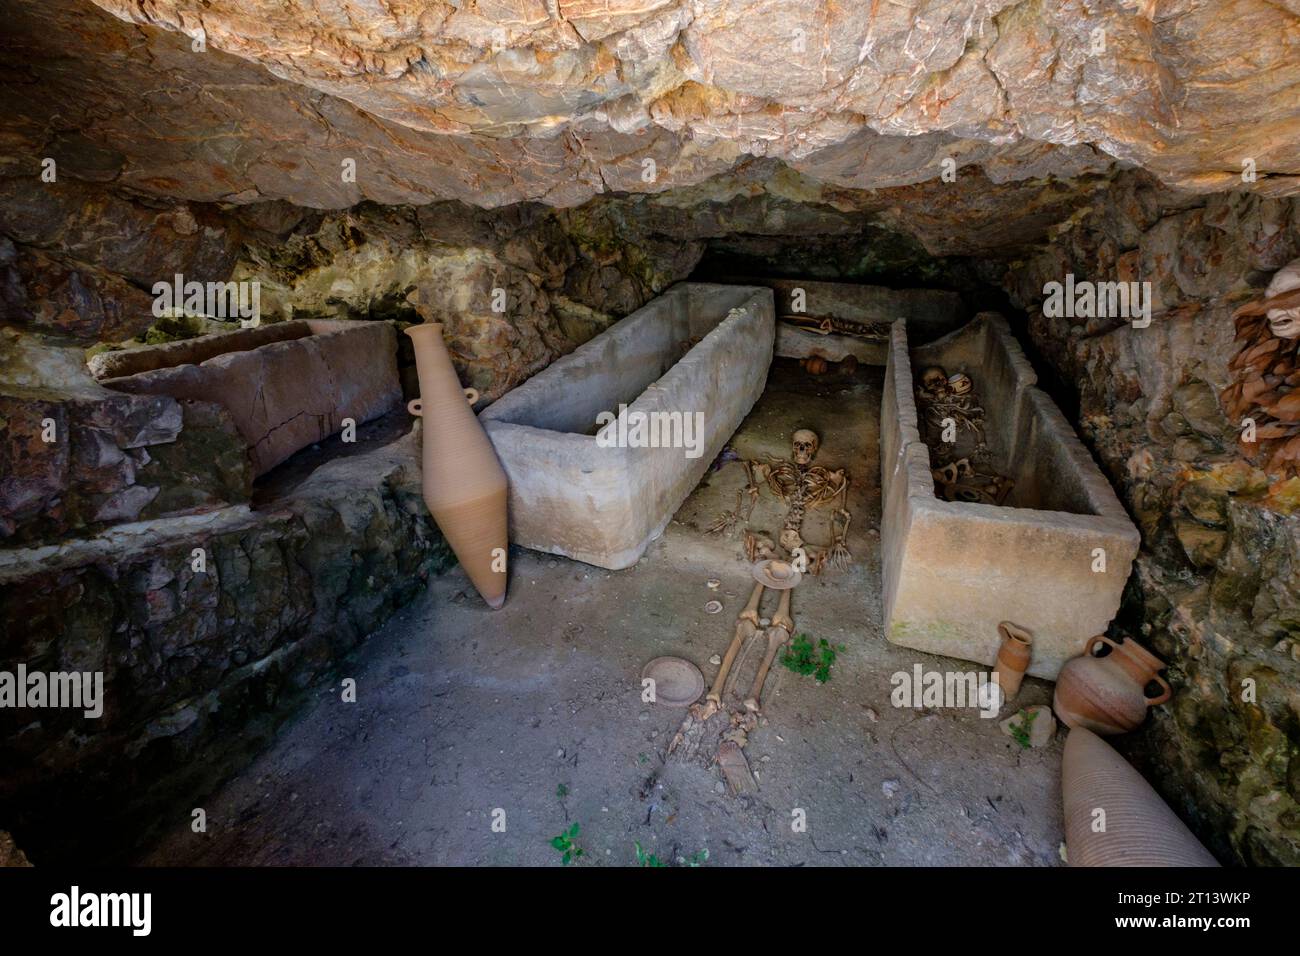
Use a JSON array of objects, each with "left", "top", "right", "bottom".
[
  {"left": 94, "top": 320, "right": 401, "bottom": 476},
  {"left": 482, "top": 283, "right": 775, "bottom": 569},
  {"left": 760, "top": 278, "right": 966, "bottom": 365},
  {"left": 880, "top": 313, "right": 1140, "bottom": 680}
]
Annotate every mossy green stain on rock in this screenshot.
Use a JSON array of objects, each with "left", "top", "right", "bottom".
[
  {"left": 141, "top": 400, "right": 253, "bottom": 518},
  {"left": 888, "top": 617, "right": 966, "bottom": 645}
]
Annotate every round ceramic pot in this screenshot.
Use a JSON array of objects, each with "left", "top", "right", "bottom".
[{"left": 1053, "top": 636, "right": 1171, "bottom": 735}]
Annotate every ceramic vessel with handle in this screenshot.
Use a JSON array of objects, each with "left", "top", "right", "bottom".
[
  {"left": 405, "top": 322, "right": 509, "bottom": 609},
  {"left": 992, "top": 621, "right": 1033, "bottom": 701},
  {"left": 1053, "top": 635, "right": 1170, "bottom": 735}
]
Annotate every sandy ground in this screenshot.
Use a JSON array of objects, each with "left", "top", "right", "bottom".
[{"left": 141, "top": 361, "right": 1064, "bottom": 867}]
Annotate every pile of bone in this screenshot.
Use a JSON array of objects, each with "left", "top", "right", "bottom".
[{"left": 915, "top": 366, "right": 1014, "bottom": 505}]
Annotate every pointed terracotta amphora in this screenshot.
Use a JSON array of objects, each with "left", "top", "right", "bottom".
[
  {"left": 1062, "top": 726, "right": 1217, "bottom": 866},
  {"left": 405, "top": 322, "right": 508, "bottom": 609}
]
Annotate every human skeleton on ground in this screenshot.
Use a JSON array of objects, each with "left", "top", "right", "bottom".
[
  {"left": 675, "top": 431, "right": 852, "bottom": 790},
  {"left": 706, "top": 429, "right": 852, "bottom": 574}
]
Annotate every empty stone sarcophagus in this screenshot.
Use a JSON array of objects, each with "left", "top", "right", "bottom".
[
  {"left": 94, "top": 320, "right": 400, "bottom": 476},
  {"left": 880, "top": 314, "right": 1140, "bottom": 679},
  {"left": 481, "top": 283, "right": 775, "bottom": 569}
]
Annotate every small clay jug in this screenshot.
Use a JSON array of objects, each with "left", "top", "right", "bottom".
[
  {"left": 992, "top": 621, "right": 1033, "bottom": 700},
  {"left": 1053, "top": 635, "right": 1171, "bottom": 735},
  {"left": 405, "top": 322, "right": 508, "bottom": 609}
]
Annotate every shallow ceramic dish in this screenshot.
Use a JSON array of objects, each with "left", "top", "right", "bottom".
[
  {"left": 752, "top": 559, "right": 802, "bottom": 590},
  {"left": 641, "top": 657, "right": 705, "bottom": 707}
]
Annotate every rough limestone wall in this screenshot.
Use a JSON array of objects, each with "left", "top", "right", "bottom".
[
  {"left": 231, "top": 175, "right": 1079, "bottom": 408},
  {"left": 9, "top": 0, "right": 1297, "bottom": 208},
  {"left": 0, "top": 436, "right": 449, "bottom": 863},
  {"left": 237, "top": 200, "right": 704, "bottom": 402},
  {"left": 0, "top": 178, "right": 289, "bottom": 544},
  {"left": 1003, "top": 171, "right": 1300, "bottom": 865},
  {"left": 0, "top": 183, "right": 458, "bottom": 862}
]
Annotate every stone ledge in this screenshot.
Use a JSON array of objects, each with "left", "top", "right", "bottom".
[{"left": 0, "top": 430, "right": 449, "bottom": 864}]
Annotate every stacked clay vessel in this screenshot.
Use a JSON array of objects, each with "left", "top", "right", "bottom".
[
  {"left": 1062, "top": 727, "right": 1218, "bottom": 866},
  {"left": 405, "top": 322, "right": 508, "bottom": 609}
]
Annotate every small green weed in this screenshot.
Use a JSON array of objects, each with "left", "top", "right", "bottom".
[
  {"left": 781, "top": 634, "right": 845, "bottom": 683},
  {"left": 634, "top": 841, "right": 665, "bottom": 867},
  {"left": 550, "top": 822, "right": 584, "bottom": 865},
  {"left": 1009, "top": 708, "right": 1037, "bottom": 750},
  {"left": 634, "top": 843, "right": 709, "bottom": 867},
  {"left": 681, "top": 848, "right": 710, "bottom": 867}
]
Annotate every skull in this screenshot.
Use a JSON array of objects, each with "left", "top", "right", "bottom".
[
  {"left": 792, "top": 429, "right": 820, "bottom": 466},
  {"left": 947, "top": 372, "right": 973, "bottom": 395},
  {"left": 1266, "top": 258, "right": 1300, "bottom": 339},
  {"left": 920, "top": 366, "right": 948, "bottom": 394}
]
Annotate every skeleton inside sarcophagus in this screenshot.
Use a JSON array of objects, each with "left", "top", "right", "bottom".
[{"left": 914, "top": 364, "right": 1014, "bottom": 506}]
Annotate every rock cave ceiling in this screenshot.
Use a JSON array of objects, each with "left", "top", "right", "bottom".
[{"left": 2, "top": 0, "right": 1299, "bottom": 258}]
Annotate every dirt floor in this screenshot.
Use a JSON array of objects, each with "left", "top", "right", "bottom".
[{"left": 141, "top": 360, "right": 1065, "bottom": 867}]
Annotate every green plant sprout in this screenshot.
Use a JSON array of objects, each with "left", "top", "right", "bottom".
[
  {"left": 550, "top": 822, "right": 584, "bottom": 865},
  {"left": 635, "top": 842, "right": 708, "bottom": 867},
  {"left": 634, "top": 841, "right": 665, "bottom": 867},
  {"left": 1009, "top": 707, "right": 1037, "bottom": 750},
  {"left": 781, "top": 634, "right": 845, "bottom": 683},
  {"left": 682, "top": 848, "right": 709, "bottom": 867}
]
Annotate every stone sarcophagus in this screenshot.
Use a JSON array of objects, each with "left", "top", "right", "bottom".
[
  {"left": 95, "top": 320, "right": 401, "bottom": 476},
  {"left": 482, "top": 283, "right": 775, "bottom": 569},
  {"left": 763, "top": 278, "right": 966, "bottom": 365},
  {"left": 880, "top": 314, "right": 1140, "bottom": 679}
]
